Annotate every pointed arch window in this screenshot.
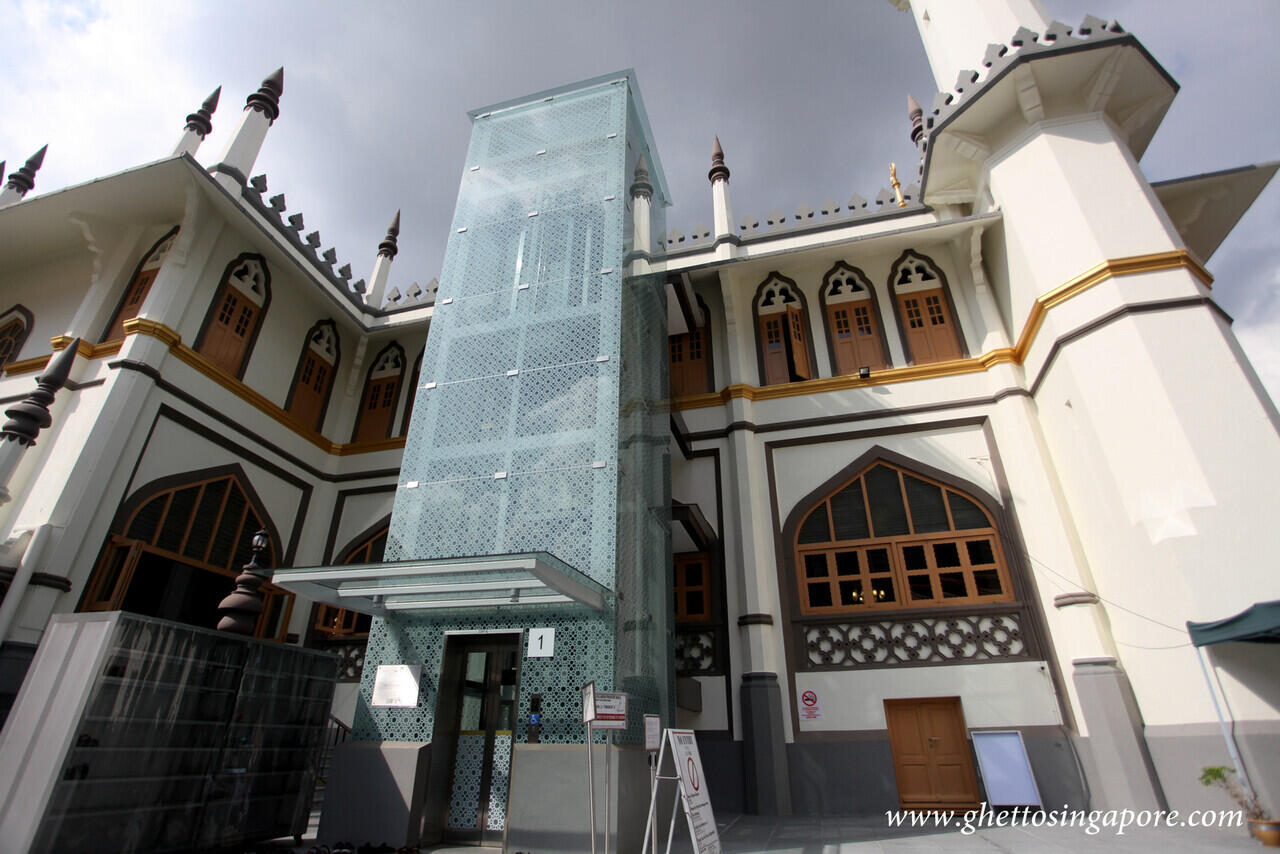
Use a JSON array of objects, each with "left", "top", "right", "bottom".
[
  {"left": 794, "top": 461, "right": 1013, "bottom": 615},
  {"left": 753, "top": 273, "right": 814, "bottom": 386},
  {"left": 890, "top": 250, "right": 962, "bottom": 365},
  {"left": 313, "top": 522, "right": 388, "bottom": 639},
  {"left": 352, "top": 342, "right": 405, "bottom": 442},
  {"left": 103, "top": 227, "right": 178, "bottom": 342},
  {"left": 81, "top": 471, "right": 292, "bottom": 641},
  {"left": 197, "top": 253, "right": 271, "bottom": 378},
  {"left": 0, "top": 305, "right": 33, "bottom": 369},
  {"left": 286, "top": 320, "right": 340, "bottom": 431},
  {"left": 820, "top": 263, "right": 889, "bottom": 375}
]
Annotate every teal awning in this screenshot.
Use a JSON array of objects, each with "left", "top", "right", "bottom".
[{"left": 1186, "top": 600, "right": 1280, "bottom": 647}]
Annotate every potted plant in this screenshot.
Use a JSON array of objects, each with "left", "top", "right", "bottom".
[{"left": 1201, "top": 766, "right": 1280, "bottom": 846}]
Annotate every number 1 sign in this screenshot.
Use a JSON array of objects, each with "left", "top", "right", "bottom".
[{"left": 527, "top": 627, "right": 555, "bottom": 658}]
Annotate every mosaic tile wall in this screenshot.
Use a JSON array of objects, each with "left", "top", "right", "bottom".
[{"left": 356, "top": 75, "right": 673, "bottom": 765}]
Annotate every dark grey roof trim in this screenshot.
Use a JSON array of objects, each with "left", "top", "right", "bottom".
[{"left": 1150, "top": 161, "right": 1279, "bottom": 188}]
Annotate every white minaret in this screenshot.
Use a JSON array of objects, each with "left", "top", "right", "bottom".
[
  {"left": 891, "top": 0, "right": 1051, "bottom": 91},
  {"left": 173, "top": 86, "right": 221, "bottom": 157},
  {"left": 212, "top": 68, "right": 283, "bottom": 190},
  {"left": 708, "top": 136, "right": 734, "bottom": 244},
  {"left": 0, "top": 145, "right": 47, "bottom": 208},
  {"left": 365, "top": 210, "right": 401, "bottom": 308},
  {"left": 629, "top": 155, "right": 653, "bottom": 255}
]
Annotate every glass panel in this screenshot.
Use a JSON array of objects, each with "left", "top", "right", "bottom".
[
  {"left": 829, "top": 482, "right": 870, "bottom": 541},
  {"left": 866, "top": 548, "right": 890, "bottom": 574},
  {"left": 838, "top": 579, "right": 861, "bottom": 606},
  {"left": 459, "top": 651, "right": 488, "bottom": 730},
  {"left": 973, "top": 569, "right": 1003, "bottom": 596},
  {"left": 865, "top": 466, "right": 909, "bottom": 537},
  {"left": 966, "top": 539, "right": 995, "bottom": 565},
  {"left": 804, "top": 553, "right": 829, "bottom": 578},
  {"left": 948, "top": 492, "right": 989, "bottom": 529},
  {"left": 119, "top": 552, "right": 228, "bottom": 629},
  {"left": 908, "top": 574, "right": 934, "bottom": 600},
  {"left": 933, "top": 542, "right": 961, "bottom": 568},
  {"left": 902, "top": 545, "right": 928, "bottom": 571},
  {"left": 685, "top": 591, "right": 705, "bottom": 616},
  {"left": 156, "top": 486, "right": 199, "bottom": 553},
  {"left": 183, "top": 481, "right": 228, "bottom": 561},
  {"left": 808, "top": 582, "right": 833, "bottom": 608},
  {"left": 126, "top": 496, "right": 166, "bottom": 542},
  {"left": 939, "top": 572, "right": 967, "bottom": 598},
  {"left": 834, "top": 551, "right": 859, "bottom": 576},
  {"left": 797, "top": 506, "right": 832, "bottom": 544},
  {"left": 684, "top": 562, "right": 703, "bottom": 586},
  {"left": 903, "top": 475, "right": 949, "bottom": 533},
  {"left": 870, "top": 576, "right": 896, "bottom": 604}
]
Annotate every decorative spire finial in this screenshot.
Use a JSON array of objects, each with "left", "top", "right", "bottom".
[
  {"left": 245, "top": 67, "right": 284, "bottom": 122},
  {"left": 890, "top": 162, "right": 906, "bottom": 208},
  {"left": 907, "top": 94, "right": 924, "bottom": 144},
  {"left": 184, "top": 86, "right": 221, "bottom": 139},
  {"left": 5, "top": 145, "right": 47, "bottom": 198},
  {"left": 216, "top": 529, "right": 272, "bottom": 636},
  {"left": 2, "top": 339, "right": 78, "bottom": 448},
  {"left": 630, "top": 154, "right": 653, "bottom": 199},
  {"left": 378, "top": 209, "right": 401, "bottom": 259},
  {"left": 708, "top": 135, "right": 730, "bottom": 183}
]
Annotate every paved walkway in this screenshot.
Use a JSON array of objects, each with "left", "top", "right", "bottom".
[{"left": 291, "top": 811, "right": 1262, "bottom": 853}]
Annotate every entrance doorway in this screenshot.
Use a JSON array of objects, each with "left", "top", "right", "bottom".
[
  {"left": 884, "top": 697, "right": 981, "bottom": 810},
  {"left": 435, "top": 634, "right": 521, "bottom": 844}
]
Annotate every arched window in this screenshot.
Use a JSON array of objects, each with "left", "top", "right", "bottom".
[
  {"left": 102, "top": 227, "right": 179, "bottom": 342},
  {"left": 820, "top": 262, "right": 889, "bottom": 375},
  {"left": 794, "top": 461, "right": 1013, "bottom": 615},
  {"left": 196, "top": 253, "right": 271, "bottom": 378},
  {"left": 312, "top": 520, "right": 388, "bottom": 639},
  {"left": 285, "top": 320, "right": 340, "bottom": 431},
  {"left": 399, "top": 348, "right": 423, "bottom": 437},
  {"left": 80, "top": 469, "right": 292, "bottom": 641},
  {"left": 753, "top": 273, "right": 814, "bottom": 386},
  {"left": 352, "top": 342, "right": 405, "bottom": 442},
  {"left": 889, "top": 250, "right": 963, "bottom": 365},
  {"left": 0, "top": 304, "right": 34, "bottom": 368}
]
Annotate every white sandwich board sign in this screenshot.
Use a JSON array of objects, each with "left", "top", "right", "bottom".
[{"left": 642, "top": 727, "right": 721, "bottom": 854}]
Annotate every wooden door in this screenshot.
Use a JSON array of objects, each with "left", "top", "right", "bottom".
[
  {"left": 202, "top": 289, "right": 259, "bottom": 375},
  {"left": 884, "top": 697, "right": 980, "bottom": 809},
  {"left": 759, "top": 315, "right": 789, "bottom": 385},
  {"left": 289, "top": 350, "right": 331, "bottom": 430},
  {"left": 786, "top": 305, "right": 812, "bottom": 380},
  {"left": 105, "top": 270, "right": 158, "bottom": 341},
  {"left": 897, "top": 288, "right": 960, "bottom": 365},
  {"left": 669, "top": 329, "right": 709, "bottom": 397},
  {"left": 354, "top": 375, "right": 399, "bottom": 441},
  {"left": 828, "top": 302, "right": 886, "bottom": 374}
]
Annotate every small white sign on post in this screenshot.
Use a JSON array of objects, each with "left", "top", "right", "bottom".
[
  {"left": 798, "top": 687, "right": 822, "bottom": 721},
  {"left": 527, "top": 627, "right": 555, "bottom": 658},
  {"left": 371, "top": 664, "right": 421, "bottom": 708},
  {"left": 582, "top": 680, "right": 597, "bottom": 724},
  {"left": 644, "top": 714, "right": 661, "bottom": 752},
  {"left": 594, "top": 691, "right": 628, "bottom": 730}
]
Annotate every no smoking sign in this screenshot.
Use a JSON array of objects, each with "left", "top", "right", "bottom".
[{"left": 798, "top": 687, "right": 822, "bottom": 721}]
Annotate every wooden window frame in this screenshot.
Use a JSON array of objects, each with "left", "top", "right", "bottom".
[
  {"left": 674, "top": 551, "right": 713, "bottom": 623},
  {"left": 793, "top": 462, "right": 1013, "bottom": 617},
  {"left": 887, "top": 249, "right": 966, "bottom": 366},
  {"left": 669, "top": 325, "right": 711, "bottom": 397},
  {"left": 0, "top": 304, "right": 34, "bottom": 369},
  {"left": 312, "top": 519, "right": 389, "bottom": 640},
  {"left": 80, "top": 470, "right": 291, "bottom": 642},
  {"left": 284, "top": 319, "right": 341, "bottom": 431},
  {"left": 194, "top": 252, "right": 272, "bottom": 380},
  {"left": 752, "top": 272, "right": 817, "bottom": 386},
  {"left": 818, "top": 262, "right": 890, "bottom": 375}
]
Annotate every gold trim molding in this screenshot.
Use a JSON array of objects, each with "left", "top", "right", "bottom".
[{"left": 674, "top": 249, "right": 1212, "bottom": 410}]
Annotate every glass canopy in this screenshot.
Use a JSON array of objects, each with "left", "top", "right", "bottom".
[{"left": 272, "top": 551, "right": 610, "bottom": 616}]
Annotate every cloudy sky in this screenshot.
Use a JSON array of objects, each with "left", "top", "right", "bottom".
[{"left": 2, "top": 0, "right": 1277, "bottom": 397}]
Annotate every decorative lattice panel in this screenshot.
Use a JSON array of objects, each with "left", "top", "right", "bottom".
[
  {"left": 674, "top": 629, "right": 716, "bottom": 674},
  {"left": 486, "top": 735, "right": 513, "bottom": 831},
  {"left": 359, "top": 76, "right": 673, "bottom": 754},
  {"left": 802, "top": 610, "right": 1028, "bottom": 670},
  {"left": 447, "top": 734, "right": 485, "bottom": 830}
]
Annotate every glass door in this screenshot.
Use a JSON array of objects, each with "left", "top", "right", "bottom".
[{"left": 440, "top": 635, "right": 520, "bottom": 843}]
